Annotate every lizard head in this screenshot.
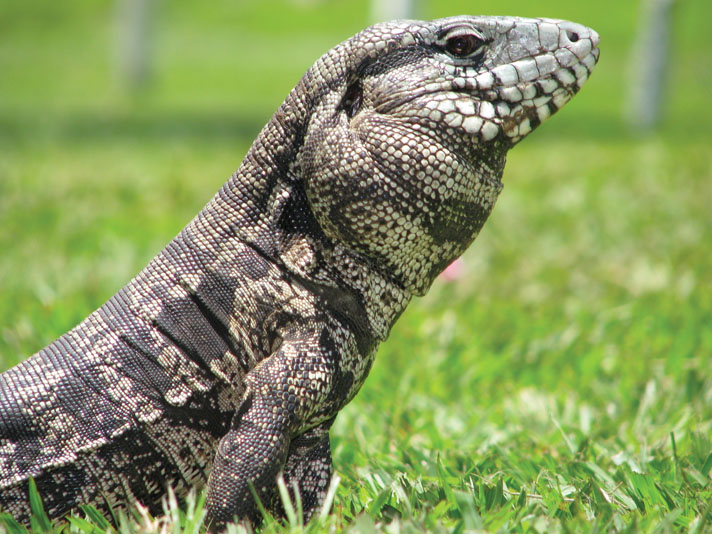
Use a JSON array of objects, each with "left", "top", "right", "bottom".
[{"left": 294, "top": 16, "right": 600, "bottom": 295}]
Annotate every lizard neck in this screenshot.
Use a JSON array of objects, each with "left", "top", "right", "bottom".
[
  {"left": 179, "top": 106, "right": 412, "bottom": 345},
  {"left": 325, "top": 244, "right": 414, "bottom": 341}
]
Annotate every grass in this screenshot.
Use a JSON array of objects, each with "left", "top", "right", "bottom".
[{"left": 1, "top": 0, "right": 712, "bottom": 532}]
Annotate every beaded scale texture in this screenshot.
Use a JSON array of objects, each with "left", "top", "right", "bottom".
[{"left": 0, "top": 15, "right": 600, "bottom": 529}]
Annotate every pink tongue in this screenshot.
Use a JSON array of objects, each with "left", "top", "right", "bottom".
[{"left": 439, "top": 258, "right": 464, "bottom": 281}]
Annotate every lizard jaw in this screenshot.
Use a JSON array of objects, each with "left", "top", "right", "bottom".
[{"left": 484, "top": 25, "right": 601, "bottom": 144}]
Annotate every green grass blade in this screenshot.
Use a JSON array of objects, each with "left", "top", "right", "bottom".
[
  {"left": 27, "top": 478, "right": 52, "bottom": 533},
  {"left": 0, "top": 513, "right": 28, "bottom": 534}
]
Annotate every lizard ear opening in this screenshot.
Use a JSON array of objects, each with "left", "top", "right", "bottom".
[{"left": 338, "top": 80, "right": 363, "bottom": 119}]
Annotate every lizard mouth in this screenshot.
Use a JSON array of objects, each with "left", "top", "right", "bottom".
[{"left": 477, "top": 42, "right": 601, "bottom": 143}]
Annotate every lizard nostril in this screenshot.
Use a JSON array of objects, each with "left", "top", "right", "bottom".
[{"left": 566, "top": 30, "right": 580, "bottom": 43}]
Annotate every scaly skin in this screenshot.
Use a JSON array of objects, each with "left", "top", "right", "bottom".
[{"left": 0, "top": 16, "right": 599, "bottom": 529}]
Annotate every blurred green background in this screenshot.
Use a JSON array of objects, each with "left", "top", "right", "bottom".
[{"left": 1, "top": 0, "right": 711, "bottom": 531}]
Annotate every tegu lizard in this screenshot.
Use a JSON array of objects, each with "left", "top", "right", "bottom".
[{"left": 0, "top": 15, "right": 599, "bottom": 529}]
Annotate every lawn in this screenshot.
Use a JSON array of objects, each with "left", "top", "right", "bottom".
[{"left": 1, "top": 0, "right": 711, "bottom": 532}]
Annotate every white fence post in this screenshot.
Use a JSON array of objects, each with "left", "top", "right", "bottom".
[
  {"left": 116, "top": 0, "right": 154, "bottom": 92},
  {"left": 626, "top": 0, "right": 676, "bottom": 131},
  {"left": 370, "top": 0, "right": 419, "bottom": 23}
]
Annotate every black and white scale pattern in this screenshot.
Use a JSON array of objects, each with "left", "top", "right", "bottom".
[{"left": 0, "top": 15, "right": 600, "bottom": 529}]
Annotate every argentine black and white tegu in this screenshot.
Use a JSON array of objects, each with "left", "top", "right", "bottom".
[{"left": 0, "top": 15, "right": 599, "bottom": 529}]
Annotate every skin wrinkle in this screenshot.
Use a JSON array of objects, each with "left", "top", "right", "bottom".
[{"left": 0, "top": 16, "right": 599, "bottom": 529}]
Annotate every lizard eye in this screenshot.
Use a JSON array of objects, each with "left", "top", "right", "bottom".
[{"left": 444, "top": 33, "right": 483, "bottom": 57}]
